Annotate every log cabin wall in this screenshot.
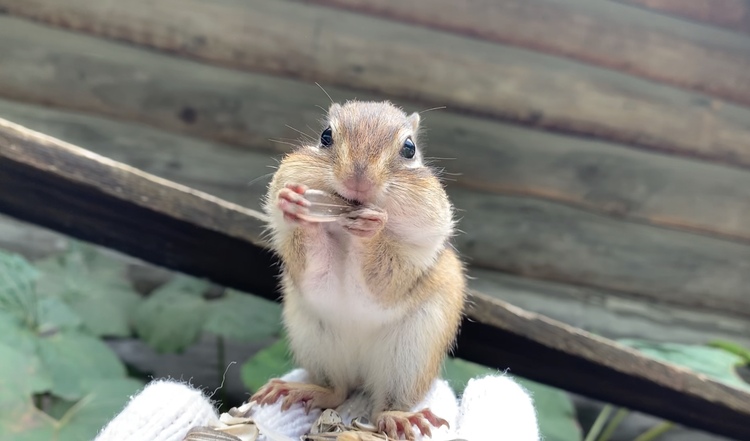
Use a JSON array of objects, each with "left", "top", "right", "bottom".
[{"left": 0, "top": 0, "right": 748, "bottom": 351}]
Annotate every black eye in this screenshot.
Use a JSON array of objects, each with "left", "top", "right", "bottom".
[
  {"left": 320, "top": 127, "right": 333, "bottom": 148},
  {"left": 400, "top": 137, "right": 416, "bottom": 159}
]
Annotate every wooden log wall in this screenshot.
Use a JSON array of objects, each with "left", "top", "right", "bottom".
[
  {"left": 614, "top": 0, "right": 750, "bottom": 34},
  {"left": 0, "top": 0, "right": 749, "bottom": 349},
  {"left": 0, "top": 0, "right": 749, "bottom": 388},
  {"left": 4, "top": 0, "right": 750, "bottom": 168}
]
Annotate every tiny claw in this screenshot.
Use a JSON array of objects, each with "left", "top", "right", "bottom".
[
  {"left": 379, "top": 418, "right": 398, "bottom": 440},
  {"left": 415, "top": 419, "right": 432, "bottom": 438},
  {"left": 401, "top": 421, "right": 415, "bottom": 440},
  {"left": 420, "top": 408, "right": 449, "bottom": 429}
]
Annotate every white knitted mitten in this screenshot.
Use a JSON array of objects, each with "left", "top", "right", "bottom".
[{"left": 95, "top": 370, "right": 540, "bottom": 441}]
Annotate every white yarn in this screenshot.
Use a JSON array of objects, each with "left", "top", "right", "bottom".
[
  {"left": 95, "top": 371, "right": 541, "bottom": 441},
  {"left": 95, "top": 380, "right": 219, "bottom": 441},
  {"left": 454, "top": 375, "right": 541, "bottom": 441}
]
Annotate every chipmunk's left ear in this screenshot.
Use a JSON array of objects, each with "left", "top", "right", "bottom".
[{"left": 407, "top": 112, "right": 421, "bottom": 133}]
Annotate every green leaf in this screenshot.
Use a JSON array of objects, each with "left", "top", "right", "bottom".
[
  {"left": 516, "top": 378, "right": 582, "bottom": 441},
  {"left": 0, "top": 309, "right": 38, "bottom": 357},
  {"left": 0, "top": 402, "right": 55, "bottom": 441},
  {"left": 442, "top": 357, "right": 582, "bottom": 441},
  {"left": 0, "top": 251, "right": 40, "bottom": 326},
  {"left": 35, "top": 247, "right": 141, "bottom": 337},
  {"left": 441, "top": 356, "right": 500, "bottom": 395},
  {"left": 132, "top": 275, "right": 208, "bottom": 352},
  {"left": 36, "top": 297, "right": 82, "bottom": 334},
  {"left": 0, "top": 343, "right": 51, "bottom": 405},
  {"left": 37, "top": 331, "right": 127, "bottom": 401},
  {"left": 0, "top": 315, "right": 51, "bottom": 396},
  {"left": 56, "top": 378, "right": 143, "bottom": 441},
  {"left": 0, "top": 344, "right": 142, "bottom": 441},
  {"left": 204, "top": 289, "right": 282, "bottom": 342},
  {"left": 0, "top": 343, "right": 56, "bottom": 440},
  {"left": 619, "top": 339, "right": 750, "bottom": 391},
  {"left": 708, "top": 340, "right": 750, "bottom": 364},
  {"left": 241, "top": 338, "right": 295, "bottom": 392}
]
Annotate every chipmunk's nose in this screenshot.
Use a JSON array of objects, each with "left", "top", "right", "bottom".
[
  {"left": 342, "top": 166, "right": 375, "bottom": 202},
  {"left": 343, "top": 176, "right": 374, "bottom": 195}
]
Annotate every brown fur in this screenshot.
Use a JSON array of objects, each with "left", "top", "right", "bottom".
[{"left": 261, "top": 100, "right": 467, "bottom": 438}]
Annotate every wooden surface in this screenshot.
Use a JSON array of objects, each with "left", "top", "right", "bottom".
[
  {"left": 2, "top": 18, "right": 750, "bottom": 317},
  {"left": 0, "top": 118, "right": 278, "bottom": 300},
  {"left": 304, "top": 0, "right": 750, "bottom": 106},
  {"left": 4, "top": 98, "right": 749, "bottom": 346},
  {"left": 3, "top": 16, "right": 750, "bottom": 246},
  {"left": 614, "top": 0, "right": 750, "bottom": 34},
  {"left": 1, "top": 119, "right": 750, "bottom": 440},
  {"left": 4, "top": 5, "right": 750, "bottom": 170}
]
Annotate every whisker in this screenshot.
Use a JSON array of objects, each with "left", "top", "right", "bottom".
[
  {"left": 269, "top": 138, "right": 299, "bottom": 148},
  {"left": 315, "top": 82, "right": 334, "bottom": 104},
  {"left": 307, "top": 125, "right": 322, "bottom": 137},
  {"left": 285, "top": 125, "right": 316, "bottom": 141},
  {"left": 247, "top": 172, "right": 275, "bottom": 188},
  {"left": 418, "top": 106, "right": 447, "bottom": 114}
]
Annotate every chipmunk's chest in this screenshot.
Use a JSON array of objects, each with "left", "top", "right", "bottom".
[{"left": 297, "top": 231, "right": 399, "bottom": 326}]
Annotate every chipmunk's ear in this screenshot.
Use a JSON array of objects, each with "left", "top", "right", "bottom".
[{"left": 407, "top": 112, "right": 421, "bottom": 133}]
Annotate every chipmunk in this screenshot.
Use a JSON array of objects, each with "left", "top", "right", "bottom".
[{"left": 252, "top": 100, "right": 466, "bottom": 440}]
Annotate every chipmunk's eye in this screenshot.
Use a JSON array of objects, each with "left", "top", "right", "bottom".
[
  {"left": 400, "top": 137, "right": 416, "bottom": 159},
  {"left": 320, "top": 127, "right": 333, "bottom": 148}
]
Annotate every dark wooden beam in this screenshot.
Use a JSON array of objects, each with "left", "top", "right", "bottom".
[
  {"left": 1, "top": 118, "right": 750, "bottom": 440},
  {"left": 0, "top": 118, "right": 279, "bottom": 299},
  {"left": 459, "top": 295, "right": 750, "bottom": 440}
]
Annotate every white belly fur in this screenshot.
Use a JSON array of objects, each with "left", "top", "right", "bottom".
[{"left": 283, "top": 231, "right": 413, "bottom": 394}]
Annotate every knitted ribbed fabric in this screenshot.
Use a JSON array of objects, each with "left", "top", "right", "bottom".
[
  {"left": 95, "top": 379, "right": 219, "bottom": 441},
  {"left": 95, "top": 370, "right": 540, "bottom": 441},
  {"left": 453, "top": 375, "right": 541, "bottom": 441}
]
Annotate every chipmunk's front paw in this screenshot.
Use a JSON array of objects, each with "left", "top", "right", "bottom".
[
  {"left": 277, "top": 183, "right": 314, "bottom": 226},
  {"left": 339, "top": 207, "right": 387, "bottom": 238}
]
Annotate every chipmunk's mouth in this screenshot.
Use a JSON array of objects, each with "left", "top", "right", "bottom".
[{"left": 334, "top": 191, "right": 363, "bottom": 207}]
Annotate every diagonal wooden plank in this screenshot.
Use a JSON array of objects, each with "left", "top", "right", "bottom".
[{"left": 1, "top": 118, "right": 749, "bottom": 440}]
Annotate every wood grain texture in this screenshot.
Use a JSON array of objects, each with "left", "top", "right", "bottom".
[
  {"left": 1, "top": 119, "right": 749, "bottom": 440},
  {"left": 4, "top": 99, "right": 750, "bottom": 345},
  {"left": 453, "top": 189, "right": 750, "bottom": 318},
  {"left": 3, "top": 5, "right": 750, "bottom": 169},
  {"left": 2, "top": 18, "right": 750, "bottom": 246},
  {"left": 3, "top": 98, "right": 749, "bottom": 319},
  {"left": 471, "top": 269, "right": 750, "bottom": 348},
  {"left": 614, "top": 0, "right": 750, "bottom": 34},
  {"left": 304, "top": 0, "right": 750, "bottom": 105}
]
